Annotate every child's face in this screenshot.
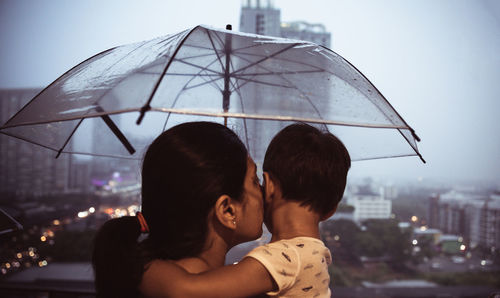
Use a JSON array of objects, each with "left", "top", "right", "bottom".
[{"left": 234, "top": 157, "right": 264, "bottom": 242}]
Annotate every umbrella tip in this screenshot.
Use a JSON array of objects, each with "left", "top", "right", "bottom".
[{"left": 226, "top": 24, "right": 232, "bottom": 30}]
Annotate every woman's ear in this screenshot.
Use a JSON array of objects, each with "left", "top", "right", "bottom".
[{"left": 214, "top": 195, "right": 238, "bottom": 230}]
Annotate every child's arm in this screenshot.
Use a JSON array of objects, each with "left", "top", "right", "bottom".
[{"left": 141, "top": 257, "right": 277, "bottom": 298}]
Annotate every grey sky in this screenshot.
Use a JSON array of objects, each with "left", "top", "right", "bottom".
[{"left": 0, "top": 0, "right": 499, "bottom": 184}]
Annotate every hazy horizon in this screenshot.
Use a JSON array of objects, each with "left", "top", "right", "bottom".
[{"left": 1, "top": 0, "right": 499, "bottom": 186}]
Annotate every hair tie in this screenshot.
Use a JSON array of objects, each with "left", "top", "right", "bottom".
[{"left": 136, "top": 212, "right": 150, "bottom": 233}]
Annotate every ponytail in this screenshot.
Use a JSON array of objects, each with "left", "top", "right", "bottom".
[{"left": 92, "top": 216, "right": 144, "bottom": 298}]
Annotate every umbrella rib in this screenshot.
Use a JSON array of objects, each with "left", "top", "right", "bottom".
[
  {"left": 206, "top": 29, "right": 226, "bottom": 74},
  {"left": 54, "top": 118, "right": 84, "bottom": 158},
  {"left": 161, "top": 56, "right": 225, "bottom": 132},
  {"left": 352, "top": 153, "right": 418, "bottom": 162},
  {"left": 320, "top": 46, "right": 419, "bottom": 141},
  {"left": 226, "top": 58, "right": 251, "bottom": 152},
  {"left": 182, "top": 77, "right": 224, "bottom": 91},
  {"left": 231, "top": 51, "right": 326, "bottom": 73},
  {"left": 0, "top": 130, "right": 61, "bottom": 153},
  {"left": 0, "top": 46, "right": 115, "bottom": 127},
  {"left": 148, "top": 108, "right": 410, "bottom": 129},
  {"left": 137, "top": 25, "right": 204, "bottom": 125},
  {"left": 172, "top": 59, "right": 223, "bottom": 75},
  {"left": 232, "top": 43, "right": 299, "bottom": 75},
  {"left": 0, "top": 108, "right": 410, "bottom": 130},
  {"left": 234, "top": 70, "right": 324, "bottom": 76},
  {"left": 230, "top": 76, "right": 295, "bottom": 89},
  {"left": 228, "top": 51, "right": 325, "bottom": 124}
]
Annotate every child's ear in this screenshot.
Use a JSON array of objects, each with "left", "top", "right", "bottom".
[
  {"left": 320, "top": 205, "right": 338, "bottom": 221},
  {"left": 214, "top": 195, "right": 238, "bottom": 230},
  {"left": 263, "top": 172, "right": 275, "bottom": 203}
]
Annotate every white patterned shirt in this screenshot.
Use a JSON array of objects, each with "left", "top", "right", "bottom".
[{"left": 245, "top": 237, "right": 332, "bottom": 297}]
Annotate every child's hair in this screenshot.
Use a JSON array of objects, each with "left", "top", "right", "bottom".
[
  {"left": 92, "top": 121, "right": 248, "bottom": 298},
  {"left": 263, "top": 123, "right": 351, "bottom": 217}
]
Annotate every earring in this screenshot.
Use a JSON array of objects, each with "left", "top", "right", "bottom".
[{"left": 232, "top": 220, "right": 236, "bottom": 225}]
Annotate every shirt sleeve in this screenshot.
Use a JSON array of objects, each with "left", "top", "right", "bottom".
[{"left": 244, "top": 241, "right": 300, "bottom": 296}]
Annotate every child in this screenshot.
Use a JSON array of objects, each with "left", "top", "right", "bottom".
[{"left": 141, "top": 123, "right": 351, "bottom": 297}]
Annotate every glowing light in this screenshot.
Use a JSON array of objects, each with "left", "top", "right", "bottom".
[
  {"left": 334, "top": 235, "right": 340, "bottom": 241},
  {"left": 53, "top": 219, "right": 60, "bottom": 225},
  {"left": 28, "top": 251, "right": 35, "bottom": 257},
  {"left": 89, "top": 207, "right": 95, "bottom": 213},
  {"left": 78, "top": 211, "right": 89, "bottom": 218},
  {"left": 40, "top": 236, "right": 47, "bottom": 242},
  {"left": 420, "top": 226, "right": 427, "bottom": 231},
  {"left": 13, "top": 261, "right": 20, "bottom": 268},
  {"left": 105, "top": 208, "right": 114, "bottom": 215},
  {"left": 460, "top": 244, "right": 466, "bottom": 251},
  {"left": 411, "top": 216, "right": 418, "bottom": 222},
  {"left": 5, "top": 263, "right": 11, "bottom": 269},
  {"left": 16, "top": 253, "right": 22, "bottom": 259},
  {"left": 481, "top": 260, "right": 486, "bottom": 266},
  {"left": 1, "top": 268, "right": 6, "bottom": 274},
  {"left": 412, "top": 239, "right": 418, "bottom": 245}
]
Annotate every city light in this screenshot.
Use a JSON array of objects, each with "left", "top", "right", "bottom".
[
  {"left": 40, "top": 236, "right": 47, "bottom": 242},
  {"left": 411, "top": 216, "right": 418, "bottom": 222},
  {"left": 16, "top": 253, "right": 22, "bottom": 259},
  {"left": 460, "top": 244, "right": 466, "bottom": 251},
  {"left": 89, "top": 207, "right": 96, "bottom": 213},
  {"left": 412, "top": 239, "right": 418, "bottom": 245},
  {"left": 420, "top": 226, "right": 428, "bottom": 231},
  {"left": 78, "top": 211, "right": 89, "bottom": 218}
]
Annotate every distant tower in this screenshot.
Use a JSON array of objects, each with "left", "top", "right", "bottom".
[
  {"left": 280, "top": 21, "right": 331, "bottom": 48},
  {"left": 240, "top": 1, "right": 332, "bottom": 48},
  {"left": 240, "top": 0, "right": 281, "bottom": 36}
]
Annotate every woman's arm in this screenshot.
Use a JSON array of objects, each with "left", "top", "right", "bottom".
[{"left": 141, "top": 257, "right": 277, "bottom": 298}]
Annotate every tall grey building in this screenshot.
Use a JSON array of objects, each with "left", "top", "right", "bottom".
[
  {"left": 428, "top": 191, "right": 500, "bottom": 250},
  {"left": 281, "top": 21, "right": 331, "bottom": 48},
  {"left": 0, "top": 89, "right": 90, "bottom": 196},
  {"left": 240, "top": 0, "right": 281, "bottom": 36},
  {"left": 239, "top": 1, "right": 332, "bottom": 47}
]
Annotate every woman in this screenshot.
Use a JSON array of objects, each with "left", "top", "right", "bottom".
[{"left": 92, "top": 121, "right": 264, "bottom": 298}]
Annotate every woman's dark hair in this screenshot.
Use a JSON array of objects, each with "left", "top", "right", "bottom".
[
  {"left": 263, "top": 123, "right": 351, "bottom": 217},
  {"left": 92, "top": 121, "right": 248, "bottom": 298}
]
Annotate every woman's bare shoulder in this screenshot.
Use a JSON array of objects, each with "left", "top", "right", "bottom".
[
  {"left": 140, "top": 259, "right": 189, "bottom": 297},
  {"left": 174, "top": 257, "right": 211, "bottom": 273}
]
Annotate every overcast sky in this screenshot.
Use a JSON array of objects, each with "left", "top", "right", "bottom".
[{"left": 1, "top": 0, "right": 499, "bottom": 185}]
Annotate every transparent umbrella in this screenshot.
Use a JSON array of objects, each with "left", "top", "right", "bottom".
[{"left": 0, "top": 25, "right": 424, "bottom": 163}]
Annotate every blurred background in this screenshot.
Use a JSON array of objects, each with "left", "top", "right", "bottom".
[{"left": 1, "top": 0, "right": 499, "bottom": 297}]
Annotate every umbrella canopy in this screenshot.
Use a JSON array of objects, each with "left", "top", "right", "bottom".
[{"left": 0, "top": 25, "right": 424, "bottom": 163}]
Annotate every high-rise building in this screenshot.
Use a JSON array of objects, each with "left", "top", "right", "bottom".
[
  {"left": 428, "top": 190, "right": 500, "bottom": 249},
  {"left": 280, "top": 21, "right": 331, "bottom": 48},
  {"left": 0, "top": 89, "right": 91, "bottom": 196},
  {"left": 240, "top": 0, "right": 281, "bottom": 36},
  {"left": 239, "top": 1, "right": 332, "bottom": 47}
]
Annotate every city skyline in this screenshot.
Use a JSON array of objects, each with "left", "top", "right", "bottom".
[{"left": 0, "top": 0, "right": 499, "bottom": 184}]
